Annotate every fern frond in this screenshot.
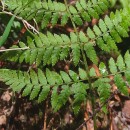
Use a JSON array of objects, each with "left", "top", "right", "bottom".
[
  {"left": 5, "top": 0, "right": 111, "bottom": 28},
  {"left": 2, "top": 7, "right": 130, "bottom": 66},
  {"left": 1, "top": 51, "right": 130, "bottom": 113},
  {"left": 92, "top": 51, "right": 130, "bottom": 105},
  {"left": 0, "top": 68, "right": 88, "bottom": 112}
]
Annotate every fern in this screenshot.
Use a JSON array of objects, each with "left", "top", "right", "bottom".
[
  {"left": 114, "top": 74, "right": 128, "bottom": 95},
  {"left": 0, "top": 68, "right": 89, "bottom": 112},
  {"left": 5, "top": 0, "right": 111, "bottom": 28},
  {"left": 1, "top": 52, "right": 130, "bottom": 113},
  {"left": 94, "top": 78, "right": 111, "bottom": 104},
  {"left": 72, "top": 82, "right": 89, "bottom": 114},
  {"left": 1, "top": 7, "right": 130, "bottom": 66}
]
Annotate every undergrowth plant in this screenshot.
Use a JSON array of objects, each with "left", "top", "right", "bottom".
[{"left": 0, "top": 0, "right": 130, "bottom": 129}]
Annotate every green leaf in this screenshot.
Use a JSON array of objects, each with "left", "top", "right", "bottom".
[
  {"left": 38, "top": 69, "right": 47, "bottom": 85},
  {"left": 124, "top": 51, "right": 130, "bottom": 68},
  {"left": 79, "top": 31, "right": 88, "bottom": 43},
  {"left": 96, "top": 38, "right": 110, "bottom": 52},
  {"left": 34, "top": 35, "right": 43, "bottom": 47},
  {"left": 51, "top": 13, "right": 59, "bottom": 26},
  {"left": 70, "top": 32, "right": 77, "bottom": 43},
  {"left": 51, "top": 47, "right": 61, "bottom": 66},
  {"left": 43, "top": 46, "right": 53, "bottom": 66},
  {"left": 81, "top": 12, "right": 91, "bottom": 22},
  {"left": 30, "top": 85, "right": 41, "bottom": 100},
  {"left": 110, "top": 29, "right": 122, "bottom": 43},
  {"left": 99, "top": 19, "right": 107, "bottom": 32},
  {"left": 61, "top": 13, "right": 68, "bottom": 25},
  {"left": 30, "top": 49, "right": 38, "bottom": 64},
  {"left": 114, "top": 74, "right": 128, "bottom": 95},
  {"left": 87, "top": 27, "right": 96, "bottom": 39},
  {"left": 52, "top": 72, "right": 63, "bottom": 85},
  {"left": 51, "top": 86, "right": 59, "bottom": 110},
  {"left": 71, "top": 44, "right": 80, "bottom": 66},
  {"left": 89, "top": 67, "right": 96, "bottom": 77},
  {"left": 38, "top": 85, "right": 50, "bottom": 103},
  {"left": 30, "top": 70, "right": 38, "bottom": 85},
  {"left": 93, "top": 25, "right": 102, "bottom": 36},
  {"left": 125, "top": 70, "right": 130, "bottom": 85},
  {"left": 104, "top": 15, "right": 113, "bottom": 30},
  {"left": 72, "top": 82, "right": 87, "bottom": 114},
  {"left": 88, "top": 7, "right": 99, "bottom": 19},
  {"left": 54, "top": 85, "right": 70, "bottom": 112},
  {"left": 109, "top": 58, "right": 117, "bottom": 74},
  {"left": 69, "top": 70, "right": 79, "bottom": 82},
  {"left": 116, "top": 55, "right": 125, "bottom": 71},
  {"left": 80, "top": 0, "right": 87, "bottom": 9},
  {"left": 76, "top": 1, "right": 82, "bottom": 11},
  {"left": 60, "top": 71, "right": 71, "bottom": 83},
  {"left": 60, "top": 47, "right": 69, "bottom": 60},
  {"left": 22, "top": 84, "right": 33, "bottom": 96},
  {"left": 79, "top": 68, "right": 87, "bottom": 80},
  {"left": 36, "top": 49, "right": 44, "bottom": 66},
  {"left": 84, "top": 43, "right": 98, "bottom": 64},
  {"left": 46, "top": 69, "right": 55, "bottom": 86},
  {"left": 69, "top": 6, "right": 77, "bottom": 14},
  {"left": 116, "top": 25, "right": 128, "bottom": 38},
  {"left": 73, "top": 15, "right": 83, "bottom": 25}
]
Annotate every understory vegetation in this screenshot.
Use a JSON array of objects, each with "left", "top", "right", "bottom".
[{"left": 0, "top": 0, "right": 130, "bottom": 129}]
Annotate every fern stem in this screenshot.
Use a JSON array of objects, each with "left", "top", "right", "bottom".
[
  {"left": 43, "top": 100, "right": 48, "bottom": 130},
  {"left": 63, "top": 0, "right": 77, "bottom": 33},
  {"left": 64, "top": 0, "right": 97, "bottom": 129},
  {"left": 0, "top": 11, "right": 39, "bottom": 34},
  {"left": 0, "top": 47, "right": 29, "bottom": 52},
  {"left": 81, "top": 46, "right": 97, "bottom": 130}
]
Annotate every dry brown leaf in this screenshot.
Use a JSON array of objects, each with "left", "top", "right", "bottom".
[
  {"left": 1, "top": 91, "right": 12, "bottom": 102},
  {"left": 0, "top": 115, "right": 6, "bottom": 125}
]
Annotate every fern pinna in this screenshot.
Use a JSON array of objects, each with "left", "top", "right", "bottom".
[{"left": 0, "top": 0, "right": 130, "bottom": 115}]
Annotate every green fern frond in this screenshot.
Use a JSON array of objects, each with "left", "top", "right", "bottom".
[
  {"left": 5, "top": 0, "right": 111, "bottom": 28},
  {"left": 1, "top": 7, "right": 130, "bottom": 66},
  {"left": 0, "top": 68, "right": 88, "bottom": 112},
  {"left": 93, "top": 52, "right": 130, "bottom": 104},
  {"left": 1, "top": 51, "right": 130, "bottom": 113}
]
